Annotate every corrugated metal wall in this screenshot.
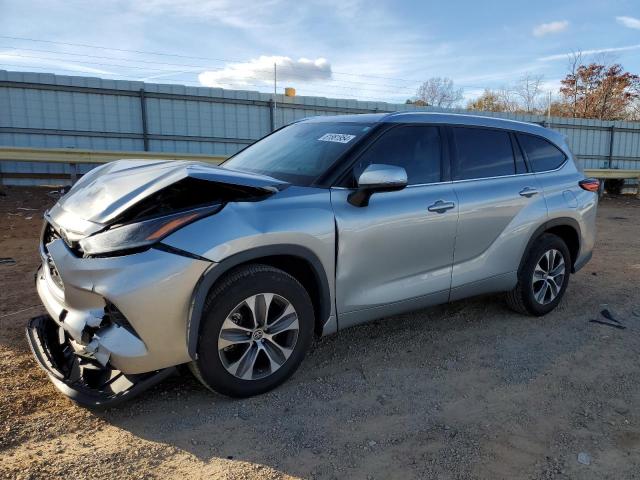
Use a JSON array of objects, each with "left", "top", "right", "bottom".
[{"left": 1, "top": 69, "right": 640, "bottom": 185}]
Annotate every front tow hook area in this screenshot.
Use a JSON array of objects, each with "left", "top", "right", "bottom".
[{"left": 26, "top": 315, "right": 176, "bottom": 409}]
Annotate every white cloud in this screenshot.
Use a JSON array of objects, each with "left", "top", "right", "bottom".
[
  {"left": 533, "top": 20, "right": 569, "bottom": 37},
  {"left": 538, "top": 44, "right": 640, "bottom": 61},
  {"left": 198, "top": 56, "right": 332, "bottom": 88},
  {"left": 616, "top": 16, "right": 640, "bottom": 29}
]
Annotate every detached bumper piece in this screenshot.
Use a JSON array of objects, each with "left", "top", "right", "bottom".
[{"left": 26, "top": 315, "right": 175, "bottom": 409}]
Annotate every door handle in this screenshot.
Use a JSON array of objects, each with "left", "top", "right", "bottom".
[
  {"left": 427, "top": 200, "right": 456, "bottom": 213},
  {"left": 519, "top": 187, "right": 539, "bottom": 198}
]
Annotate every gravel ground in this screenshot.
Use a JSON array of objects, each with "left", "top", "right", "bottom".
[{"left": 1, "top": 186, "right": 639, "bottom": 479}]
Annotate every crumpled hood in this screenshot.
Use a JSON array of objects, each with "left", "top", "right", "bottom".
[{"left": 48, "top": 159, "right": 288, "bottom": 238}]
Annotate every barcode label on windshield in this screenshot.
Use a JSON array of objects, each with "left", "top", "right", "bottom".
[{"left": 318, "top": 133, "right": 356, "bottom": 143}]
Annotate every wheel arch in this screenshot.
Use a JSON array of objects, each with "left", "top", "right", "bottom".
[
  {"left": 186, "top": 245, "right": 332, "bottom": 359},
  {"left": 519, "top": 218, "right": 581, "bottom": 275}
]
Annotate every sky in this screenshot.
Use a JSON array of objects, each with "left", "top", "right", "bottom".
[{"left": 0, "top": 0, "right": 639, "bottom": 104}]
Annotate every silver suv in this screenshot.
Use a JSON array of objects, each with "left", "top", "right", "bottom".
[{"left": 27, "top": 112, "right": 598, "bottom": 407}]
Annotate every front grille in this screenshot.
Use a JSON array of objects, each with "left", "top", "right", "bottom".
[
  {"left": 42, "top": 222, "right": 64, "bottom": 291},
  {"left": 46, "top": 253, "right": 64, "bottom": 290},
  {"left": 42, "top": 221, "right": 60, "bottom": 245},
  {"left": 42, "top": 220, "right": 84, "bottom": 257}
]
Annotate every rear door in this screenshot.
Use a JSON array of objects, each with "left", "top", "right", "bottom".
[
  {"left": 331, "top": 124, "right": 458, "bottom": 328},
  {"left": 515, "top": 132, "right": 578, "bottom": 209},
  {"left": 448, "top": 126, "right": 548, "bottom": 299}
]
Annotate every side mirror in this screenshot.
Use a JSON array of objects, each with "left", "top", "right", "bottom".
[{"left": 348, "top": 164, "right": 408, "bottom": 207}]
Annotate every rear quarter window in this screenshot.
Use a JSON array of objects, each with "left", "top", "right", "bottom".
[{"left": 517, "top": 133, "right": 567, "bottom": 172}]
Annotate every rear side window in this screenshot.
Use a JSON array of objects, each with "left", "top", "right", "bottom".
[
  {"left": 517, "top": 133, "right": 567, "bottom": 172},
  {"left": 451, "top": 127, "right": 515, "bottom": 180},
  {"left": 352, "top": 125, "right": 441, "bottom": 185}
]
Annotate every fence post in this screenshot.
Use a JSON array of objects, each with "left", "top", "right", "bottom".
[
  {"left": 608, "top": 125, "right": 615, "bottom": 169},
  {"left": 69, "top": 162, "right": 78, "bottom": 184},
  {"left": 139, "top": 88, "right": 150, "bottom": 151},
  {"left": 269, "top": 99, "right": 276, "bottom": 132}
]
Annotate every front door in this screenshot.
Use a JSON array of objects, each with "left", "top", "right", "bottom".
[{"left": 330, "top": 125, "right": 459, "bottom": 329}]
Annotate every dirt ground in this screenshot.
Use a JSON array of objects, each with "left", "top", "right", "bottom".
[{"left": 1, "top": 186, "right": 639, "bottom": 480}]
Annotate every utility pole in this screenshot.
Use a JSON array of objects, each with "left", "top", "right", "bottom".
[
  {"left": 273, "top": 62, "right": 277, "bottom": 129},
  {"left": 547, "top": 90, "right": 552, "bottom": 124}
]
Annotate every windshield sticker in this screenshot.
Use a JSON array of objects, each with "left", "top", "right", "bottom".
[{"left": 318, "top": 133, "right": 356, "bottom": 144}]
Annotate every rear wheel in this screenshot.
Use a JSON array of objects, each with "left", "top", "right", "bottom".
[
  {"left": 190, "top": 264, "right": 314, "bottom": 397},
  {"left": 506, "top": 234, "right": 571, "bottom": 316}
]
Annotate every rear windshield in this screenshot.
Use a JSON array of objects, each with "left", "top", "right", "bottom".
[{"left": 222, "top": 122, "right": 373, "bottom": 185}]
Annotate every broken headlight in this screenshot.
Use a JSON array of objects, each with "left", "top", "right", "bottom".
[{"left": 79, "top": 205, "right": 219, "bottom": 256}]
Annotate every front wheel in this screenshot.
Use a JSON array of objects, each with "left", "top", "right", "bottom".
[
  {"left": 506, "top": 234, "right": 571, "bottom": 316},
  {"left": 190, "top": 264, "right": 314, "bottom": 397}
]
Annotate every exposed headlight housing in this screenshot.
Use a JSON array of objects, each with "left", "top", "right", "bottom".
[{"left": 79, "top": 205, "right": 220, "bottom": 256}]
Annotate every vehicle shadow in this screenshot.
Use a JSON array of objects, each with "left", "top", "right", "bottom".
[{"left": 98, "top": 293, "right": 575, "bottom": 478}]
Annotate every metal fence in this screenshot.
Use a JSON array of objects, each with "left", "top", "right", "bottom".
[{"left": 1, "top": 69, "right": 640, "bottom": 185}]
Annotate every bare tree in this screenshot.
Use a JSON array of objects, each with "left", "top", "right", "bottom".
[
  {"left": 498, "top": 87, "right": 520, "bottom": 112},
  {"left": 630, "top": 76, "right": 640, "bottom": 120},
  {"left": 514, "top": 73, "right": 544, "bottom": 113},
  {"left": 415, "top": 77, "right": 464, "bottom": 108},
  {"left": 564, "top": 51, "right": 583, "bottom": 117},
  {"left": 466, "top": 87, "right": 520, "bottom": 113},
  {"left": 467, "top": 88, "right": 517, "bottom": 112},
  {"left": 630, "top": 99, "right": 640, "bottom": 120}
]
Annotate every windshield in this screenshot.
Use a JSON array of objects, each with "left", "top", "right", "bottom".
[{"left": 222, "top": 122, "right": 373, "bottom": 185}]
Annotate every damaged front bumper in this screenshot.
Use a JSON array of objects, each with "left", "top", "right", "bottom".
[
  {"left": 29, "top": 228, "right": 211, "bottom": 406},
  {"left": 26, "top": 314, "right": 175, "bottom": 408},
  {"left": 35, "top": 236, "right": 210, "bottom": 373}
]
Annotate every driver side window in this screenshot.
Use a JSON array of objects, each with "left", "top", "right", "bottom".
[{"left": 350, "top": 125, "right": 442, "bottom": 186}]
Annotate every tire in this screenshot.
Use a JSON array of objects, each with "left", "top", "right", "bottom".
[
  {"left": 506, "top": 233, "right": 571, "bottom": 316},
  {"left": 190, "top": 264, "right": 314, "bottom": 398}
]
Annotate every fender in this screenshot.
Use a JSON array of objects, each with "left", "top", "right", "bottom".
[
  {"left": 518, "top": 217, "right": 582, "bottom": 275},
  {"left": 186, "top": 244, "right": 332, "bottom": 359}
]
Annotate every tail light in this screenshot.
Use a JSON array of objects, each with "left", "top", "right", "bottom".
[{"left": 579, "top": 178, "right": 600, "bottom": 192}]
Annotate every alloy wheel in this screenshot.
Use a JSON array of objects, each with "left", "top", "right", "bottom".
[
  {"left": 532, "top": 249, "right": 566, "bottom": 305},
  {"left": 217, "top": 293, "right": 299, "bottom": 380}
]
